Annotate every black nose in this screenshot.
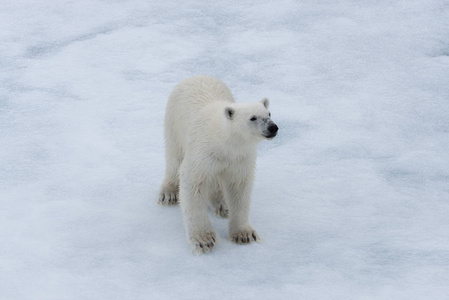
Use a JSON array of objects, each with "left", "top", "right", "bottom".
[{"left": 268, "top": 123, "right": 278, "bottom": 134}]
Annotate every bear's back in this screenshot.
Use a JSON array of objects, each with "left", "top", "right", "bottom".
[
  {"left": 164, "top": 76, "right": 235, "bottom": 151},
  {"left": 169, "top": 76, "right": 235, "bottom": 107}
]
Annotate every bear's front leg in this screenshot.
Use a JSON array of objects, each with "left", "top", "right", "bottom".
[
  {"left": 223, "top": 177, "right": 260, "bottom": 244},
  {"left": 179, "top": 169, "right": 217, "bottom": 254}
]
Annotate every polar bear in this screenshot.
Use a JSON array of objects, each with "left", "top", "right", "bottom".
[{"left": 158, "top": 76, "right": 278, "bottom": 254}]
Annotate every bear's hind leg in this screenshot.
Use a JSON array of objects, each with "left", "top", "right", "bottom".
[
  {"left": 208, "top": 188, "right": 229, "bottom": 218},
  {"left": 159, "top": 163, "right": 180, "bottom": 206},
  {"left": 158, "top": 143, "right": 181, "bottom": 206}
]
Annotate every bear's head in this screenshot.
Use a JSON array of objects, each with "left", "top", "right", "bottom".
[{"left": 224, "top": 98, "right": 278, "bottom": 142}]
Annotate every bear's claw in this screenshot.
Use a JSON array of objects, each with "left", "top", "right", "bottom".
[{"left": 230, "top": 229, "right": 260, "bottom": 244}]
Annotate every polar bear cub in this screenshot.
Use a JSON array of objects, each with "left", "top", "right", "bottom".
[{"left": 159, "top": 76, "right": 278, "bottom": 254}]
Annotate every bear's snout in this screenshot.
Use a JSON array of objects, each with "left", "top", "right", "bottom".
[
  {"left": 268, "top": 122, "right": 278, "bottom": 134},
  {"left": 264, "top": 122, "right": 278, "bottom": 139}
]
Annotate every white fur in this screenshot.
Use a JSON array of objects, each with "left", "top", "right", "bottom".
[{"left": 159, "top": 76, "right": 277, "bottom": 254}]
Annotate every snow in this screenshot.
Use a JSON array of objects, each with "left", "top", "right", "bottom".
[{"left": 1, "top": 0, "right": 449, "bottom": 299}]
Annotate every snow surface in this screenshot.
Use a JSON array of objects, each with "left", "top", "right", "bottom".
[{"left": 1, "top": 0, "right": 449, "bottom": 299}]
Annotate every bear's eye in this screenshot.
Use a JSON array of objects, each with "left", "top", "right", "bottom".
[
  {"left": 250, "top": 116, "right": 257, "bottom": 121},
  {"left": 269, "top": 112, "right": 271, "bottom": 117}
]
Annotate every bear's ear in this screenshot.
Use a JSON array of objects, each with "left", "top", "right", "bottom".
[
  {"left": 225, "top": 107, "right": 235, "bottom": 120},
  {"left": 260, "top": 98, "right": 270, "bottom": 109}
]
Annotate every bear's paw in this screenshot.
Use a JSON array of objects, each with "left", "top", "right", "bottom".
[
  {"left": 158, "top": 187, "right": 179, "bottom": 206},
  {"left": 190, "top": 231, "right": 218, "bottom": 254},
  {"left": 214, "top": 203, "right": 229, "bottom": 218}
]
